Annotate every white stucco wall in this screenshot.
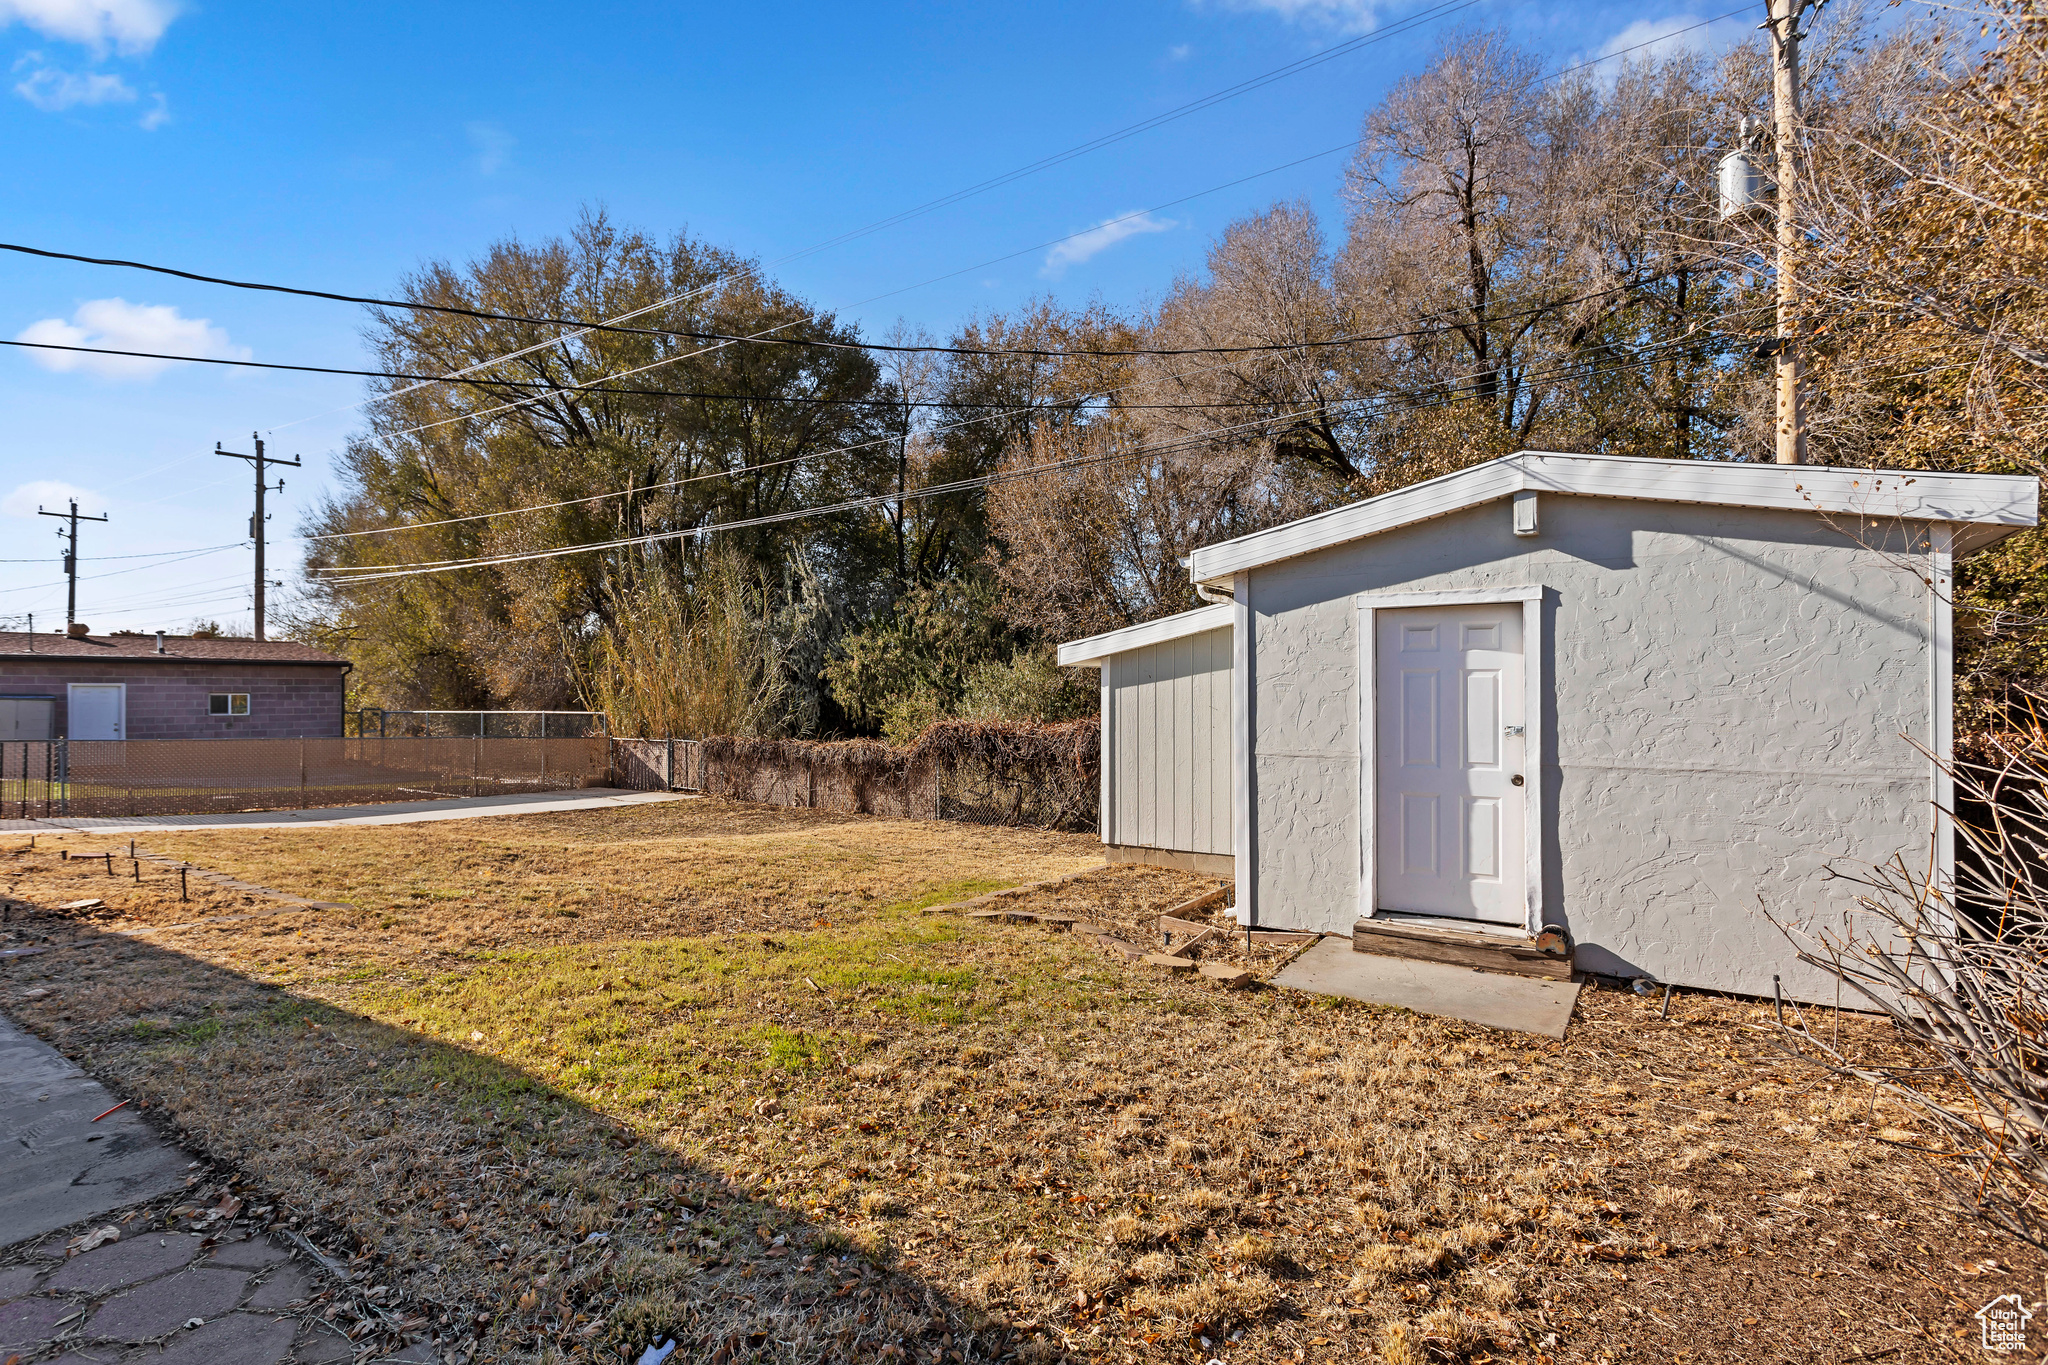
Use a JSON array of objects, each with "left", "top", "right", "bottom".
[
  {"left": 1105, "top": 626, "right": 1232, "bottom": 856},
  {"left": 1241, "top": 492, "right": 1935, "bottom": 1000}
]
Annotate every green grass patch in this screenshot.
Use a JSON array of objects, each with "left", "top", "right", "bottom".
[{"left": 349, "top": 885, "right": 1118, "bottom": 1116}]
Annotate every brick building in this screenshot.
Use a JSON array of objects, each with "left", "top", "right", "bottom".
[{"left": 0, "top": 631, "right": 350, "bottom": 740}]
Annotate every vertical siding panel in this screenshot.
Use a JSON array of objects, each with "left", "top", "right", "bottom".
[
  {"left": 1100, "top": 625, "right": 1235, "bottom": 856},
  {"left": 1191, "top": 633, "right": 1209, "bottom": 852},
  {"left": 1206, "top": 628, "right": 1223, "bottom": 855},
  {"left": 1130, "top": 643, "right": 1147, "bottom": 849},
  {"left": 1117, "top": 654, "right": 1138, "bottom": 847},
  {"left": 1146, "top": 641, "right": 1164, "bottom": 849}
]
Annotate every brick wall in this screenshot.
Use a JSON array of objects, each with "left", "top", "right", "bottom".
[{"left": 0, "top": 660, "right": 347, "bottom": 739}]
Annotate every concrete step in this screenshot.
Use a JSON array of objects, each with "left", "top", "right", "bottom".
[{"left": 1352, "top": 916, "right": 1572, "bottom": 981}]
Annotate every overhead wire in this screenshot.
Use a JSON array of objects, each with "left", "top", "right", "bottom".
[
  {"left": 310, "top": 325, "right": 1989, "bottom": 585},
  {"left": 0, "top": 0, "right": 1483, "bottom": 366},
  {"left": 0, "top": 544, "right": 249, "bottom": 597},
  {"left": 308, "top": 284, "right": 1754, "bottom": 545},
  {"left": 308, "top": 330, "right": 1757, "bottom": 584},
  {"left": 351, "top": 8, "right": 1762, "bottom": 446},
  {"left": 0, "top": 8, "right": 1751, "bottom": 366},
  {"left": 0, "top": 540, "right": 243, "bottom": 563}
]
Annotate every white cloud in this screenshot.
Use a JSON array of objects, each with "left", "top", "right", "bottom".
[
  {"left": 136, "top": 88, "right": 165, "bottom": 128},
  {"left": 1597, "top": 13, "right": 1750, "bottom": 68},
  {"left": 13, "top": 61, "right": 133, "bottom": 109},
  {"left": 15, "top": 298, "right": 249, "bottom": 380},
  {"left": 2, "top": 479, "right": 100, "bottom": 518},
  {"left": 1167, "top": 42, "right": 1193, "bottom": 60},
  {"left": 467, "top": 120, "right": 515, "bottom": 175},
  {"left": 1212, "top": 0, "right": 1380, "bottom": 34},
  {"left": 1041, "top": 212, "right": 1177, "bottom": 279},
  {"left": 0, "top": 0, "right": 178, "bottom": 54}
]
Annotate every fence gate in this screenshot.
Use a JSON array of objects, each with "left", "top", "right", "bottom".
[
  {"left": 2, "top": 741, "right": 61, "bottom": 820},
  {"left": 609, "top": 738, "right": 702, "bottom": 793}
]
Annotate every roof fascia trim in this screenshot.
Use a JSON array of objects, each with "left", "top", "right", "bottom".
[
  {"left": 1188, "top": 451, "right": 2040, "bottom": 582},
  {"left": 1057, "top": 603, "right": 1234, "bottom": 666}
]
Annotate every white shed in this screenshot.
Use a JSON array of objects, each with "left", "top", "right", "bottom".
[
  {"left": 1082, "top": 450, "right": 2037, "bottom": 1001},
  {"left": 1058, "top": 604, "right": 1234, "bottom": 876}
]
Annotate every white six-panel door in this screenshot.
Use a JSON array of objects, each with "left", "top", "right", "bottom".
[{"left": 1375, "top": 604, "right": 1526, "bottom": 923}]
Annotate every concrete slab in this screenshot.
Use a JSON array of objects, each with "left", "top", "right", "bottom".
[
  {"left": 0, "top": 1295, "right": 71, "bottom": 1353},
  {"left": 205, "top": 1235, "right": 289, "bottom": 1270},
  {"left": 244, "top": 1263, "right": 311, "bottom": 1309},
  {"left": 1271, "top": 937, "right": 1583, "bottom": 1039},
  {"left": 150, "top": 1311, "right": 298, "bottom": 1365},
  {"left": 0, "top": 787, "right": 688, "bottom": 834},
  {"left": 87, "top": 1268, "right": 250, "bottom": 1339},
  {"left": 0, "top": 1263, "right": 43, "bottom": 1300},
  {"left": 44, "top": 1235, "right": 206, "bottom": 1292},
  {"left": 0, "top": 1014, "right": 189, "bottom": 1249}
]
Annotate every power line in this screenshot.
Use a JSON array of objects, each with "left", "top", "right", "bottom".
[
  {"left": 311, "top": 292, "right": 1765, "bottom": 545},
  {"left": 353, "top": 10, "right": 1761, "bottom": 446},
  {"left": 309, "top": 333, "right": 1747, "bottom": 585},
  {"left": 0, "top": 544, "right": 246, "bottom": 597},
  {"left": 0, "top": 540, "right": 243, "bottom": 564},
  {"left": 0, "top": 277, "right": 1663, "bottom": 387},
  {"left": 310, "top": 325, "right": 1978, "bottom": 584},
  {"left": 0, "top": 2, "right": 1483, "bottom": 362}
]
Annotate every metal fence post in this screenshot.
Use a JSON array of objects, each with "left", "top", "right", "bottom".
[{"left": 299, "top": 736, "right": 307, "bottom": 800}]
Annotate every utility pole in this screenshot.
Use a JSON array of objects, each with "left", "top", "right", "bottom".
[
  {"left": 36, "top": 499, "right": 108, "bottom": 629},
  {"left": 216, "top": 433, "right": 300, "bottom": 642},
  {"left": 1766, "top": 0, "right": 1816, "bottom": 465}
]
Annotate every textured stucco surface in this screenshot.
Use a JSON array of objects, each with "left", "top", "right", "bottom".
[{"left": 1243, "top": 493, "right": 1933, "bottom": 1000}]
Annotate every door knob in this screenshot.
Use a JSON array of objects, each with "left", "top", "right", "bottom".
[
  {"left": 1503, "top": 724, "right": 1525, "bottom": 737},
  {"left": 1511, "top": 774, "right": 1524, "bottom": 787}
]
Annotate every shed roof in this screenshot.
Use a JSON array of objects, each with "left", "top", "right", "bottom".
[
  {"left": 0, "top": 632, "right": 347, "bottom": 666},
  {"left": 1187, "top": 450, "right": 2040, "bottom": 585},
  {"left": 1057, "top": 603, "right": 1233, "bottom": 666}
]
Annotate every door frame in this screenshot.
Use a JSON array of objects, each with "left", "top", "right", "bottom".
[
  {"left": 1357, "top": 587, "right": 1546, "bottom": 935},
  {"left": 65, "top": 682, "right": 126, "bottom": 740}
]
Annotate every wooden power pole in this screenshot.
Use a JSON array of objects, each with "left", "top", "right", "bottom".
[
  {"left": 216, "top": 433, "right": 300, "bottom": 642},
  {"left": 1767, "top": 0, "right": 1815, "bottom": 465},
  {"left": 36, "top": 499, "right": 108, "bottom": 629}
]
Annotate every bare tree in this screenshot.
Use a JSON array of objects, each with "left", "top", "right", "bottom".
[{"left": 1775, "top": 726, "right": 2048, "bottom": 1249}]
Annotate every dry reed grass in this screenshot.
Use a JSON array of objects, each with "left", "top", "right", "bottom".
[{"left": 1, "top": 803, "right": 2041, "bottom": 1364}]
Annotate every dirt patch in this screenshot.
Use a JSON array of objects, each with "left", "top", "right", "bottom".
[{"left": 1, "top": 808, "right": 2042, "bottom": 1364}]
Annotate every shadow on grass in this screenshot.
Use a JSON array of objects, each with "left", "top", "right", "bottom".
[{"left": 1, "top": 908, "right": 1038, "bottom": 1365}]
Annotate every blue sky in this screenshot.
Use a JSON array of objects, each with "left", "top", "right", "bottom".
[{"left": 0, "top": 0, "right": 1757, "bottom": 634}]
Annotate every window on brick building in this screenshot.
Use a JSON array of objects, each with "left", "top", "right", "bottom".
[{"left": 208, "top": 693, "right": 250, "bottom": 716}]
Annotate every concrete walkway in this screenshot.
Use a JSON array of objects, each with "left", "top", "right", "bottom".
[
  {"left": 0, "top": 786, "right": 689, "bottom": 834},
  {"left": 1272, "top": 936, "right": 1584, "bottom": 1039},
  {"left": 0, "top": 1014, "right": 387, "bottom": 1362}
]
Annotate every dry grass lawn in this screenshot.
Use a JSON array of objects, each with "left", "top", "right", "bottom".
[{"left": 0, "top": 799, "right": 2041, "bottom": 1365}]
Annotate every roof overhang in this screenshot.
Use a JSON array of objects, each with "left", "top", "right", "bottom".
[
  {"left": 0, "top": 653, "right": 348, "bottom": 666},
  {"left": 1057, "top": 603, "right": 1234, "bottom": 667},
  {"left": 1187, "top": 450, "right": 2040, "bottom": 584}
]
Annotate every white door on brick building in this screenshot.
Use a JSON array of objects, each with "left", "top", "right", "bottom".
[{"left": 67, "top": 684, "right": 124, "bottom": 740}]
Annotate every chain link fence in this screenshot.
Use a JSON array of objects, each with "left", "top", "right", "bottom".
[
  {"left": 1, "top": 737, "right": 611, "bottom": 819},
  {"left": 352, "top": 710, "right": 608, "bottom": 738}
]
